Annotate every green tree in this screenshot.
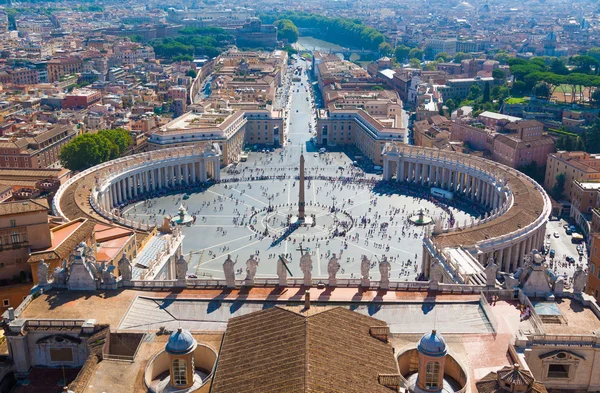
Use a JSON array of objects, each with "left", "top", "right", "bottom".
[
  {"left": 425, "top": 61, "right": 438, "bottom": 71},
  {"left": 378, "top": 42, "right": 393, "bottom": 56},
  {"left": 186, "top": 69, "right": 197, "bottom": 78},
  {"left": 409, "top": 48, "right": 424, "bottom": 61},
  {"left": 468, "top": 84, "right": 481, "bottom": 100},
  {"left": 549, "top": 58, "right": 569, "bottom": 75},
  {"left": 492, "top": 68, "right": 506, "bottom": 83},
  {"left": 588, "top": 47, "right": 600, "bottom": 63},
  {"left": 60, "top": 129, "right": 132, "bottom": 171},
  {"left": 453, "top": 52, "right": 472, "bottom": 62},
  {"left": 434, "top": 52, "right": 449, "bottom": 62},
  {"left": 445, "top": 98, "right": 457, "bottom": 114},
  {"left": 511, "top": 81, "right": 526, "bottom": 95},
  {"left": 409, "top": 58, "right": 422, "bottom": 69},
  {"left": 592, "top": 89, "right": 600, "bottom": 106},
  {"left": 551, "top": 173, "right": 566, "bottom": 200},
  {"left": 533, "top": 82, "right": 551, "bottom": 100},
  {"left": 394, "top": 45, "right": 410, "bottom": 62},
  {"left": 571, "top": 55, "right": 599, "bottom": 74},
  {"left": 482, "top": 82, "right": 490, "bottom": 103},
  {"left": 274, "top": 19, "right": 299, "bottom": 43}
]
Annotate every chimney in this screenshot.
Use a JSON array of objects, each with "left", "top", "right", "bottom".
[
  {"left": 304, "top": 289, "right": 310, "bottom": 310},
  {"left": 7, "top": 307, "right": 14, "bottom": 321},
  {"left": 370, "top": 326, "right": 390, "bottom": 343}
]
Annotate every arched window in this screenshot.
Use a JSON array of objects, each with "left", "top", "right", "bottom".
[
  {"left": 425, "top": 361, "right": 441, "bottom": 389},
  {"left": 172, "top": 358, "right": 187, "bottom": 386}
]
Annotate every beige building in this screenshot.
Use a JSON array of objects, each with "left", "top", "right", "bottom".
[
  {"left": 0, "top": 199, "right": 50, "bottom": 281},
  {"left": 148, "top": 107, "right": 283, "bottom": 167},
  {"left": 316, "top": 90, "right": 406, "bottom": 165},
  {"left": 544, "top": 151, "right": 600, "bottom": 201},
  {"left": 46, "top": 57, "right": 83, "bottom": 83}
]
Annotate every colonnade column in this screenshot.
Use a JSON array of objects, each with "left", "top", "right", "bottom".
[
  {"left": 504, "top": 245, "right": 512, "bottom": 272},
  {"left": 511, "top": 242, "right": 521, "bottom": 272},
  {"left": 192, "top": 162, "right": 196, "bottom": 184},
  {"left": 214, "top": 157, "right": 221, "bottom": 181}
]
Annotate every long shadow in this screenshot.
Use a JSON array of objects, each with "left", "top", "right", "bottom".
[
  {"left": 350, "top": 287, "right": 367, "bottom": 310},
  {"left": 317, "top": 286, "right": 334, "bottom": 301},
  {"left": 229, "top": 286, "right": 250, "bottom": 314}
]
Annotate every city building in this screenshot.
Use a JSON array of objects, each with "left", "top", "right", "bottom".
[
  {"left": 437, "top": 77, "right": 494, "bottom": 101},
  {"left": 235, "top": 19, "right": 278, "bottom": 48},
  {"left": 544, "top": 151, "right": 600, "bottom": 201},
  {"left": 46, "top": 57, "right": 84, "bottom": 83}
]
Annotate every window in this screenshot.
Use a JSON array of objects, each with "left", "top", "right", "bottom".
[
  {"left": 2, "top": 299, "right": 8, "bottom": 307},
  {"left": 547, "top": 364, "right": 569, "bottom": 379},
  {"left": 10, "top": 220, "right": 16, "bottom": 227},
  {"left": 172, "top": 359, "right": 187, "bottom": 386},
  {"left": 425, "top": 361, "right": 441, "bottom": 389},
  {"left": 11, "top": 233, "right": 19, "bottom": 244}
]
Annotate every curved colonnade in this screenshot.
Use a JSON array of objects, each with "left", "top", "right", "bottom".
[
  {"left": 53, "top": 143, "right": 221, "bottom": 231},
  {"left": 54, "top": 142, "right": 551, "bottom": 284},
  {"left": 382, "top": 144, "right": 551, "bottom": 278}
]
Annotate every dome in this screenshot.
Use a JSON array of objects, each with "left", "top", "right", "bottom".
[
  {"left": 166, "top": 328, "right": 197, "bottom": 355},
  {"left": 418, "top": 330, "right": 447, "bottom": 357},
  {"left": 454, "top": 1, "right": 475, "bottom": 10}
]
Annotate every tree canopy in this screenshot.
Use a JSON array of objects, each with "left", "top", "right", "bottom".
[
  {"left": 60, "top": 129, "right": 132, "bottom": 171},
  {"left": 274, "top": 19, "right": 299, "bottom": 43},
  {"left": 394, "top": 45, "right": 410, "bottom": 63},
  {"left": 150, "top": 27, "right": 233, "bottom": 60},
  {"left": 260, "top": 12, "right": 386, "bottom": 51}
]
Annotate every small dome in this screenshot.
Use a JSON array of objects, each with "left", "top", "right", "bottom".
[
  {"left": 455, "top": 1, "right": 475, "bottom": 10},
  {"left": 418, "top": 330, "right": 447, "bottom": 357},
  {"left": 166, "top": 328, "right": 197, "bottom": 355},
  {"left": 497, "top": 364, "right": 534, "bottom": 390}
]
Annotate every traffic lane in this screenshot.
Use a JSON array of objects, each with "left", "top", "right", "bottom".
[{"left": 544, "top": 219, "right": 587, "bottom": 272}]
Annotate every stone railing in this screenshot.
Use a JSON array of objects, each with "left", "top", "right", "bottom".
[
  {"left": 120, "top": 277, "right": 494, "bottom": 292},
  {"left": 528, "top": 334, "right": 598, "bottom": 347},
  {"left": 518, "top": 289, "right": 545, "bottom": 335}
]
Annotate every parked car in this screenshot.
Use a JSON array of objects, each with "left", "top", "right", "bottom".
[
  {"left": 549, "top": 249, "right": 556, "bottom": 258},
  {"left": 553, "top": 232, "right": 560, "bottom": 238}
]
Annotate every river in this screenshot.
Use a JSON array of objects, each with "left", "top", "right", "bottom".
[{"left": 294, "top": 36, "right": 345, "bottom": 53}]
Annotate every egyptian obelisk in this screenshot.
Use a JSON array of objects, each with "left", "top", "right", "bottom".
[{"left": 298, "top": 150, "right": 305, "bottom": 220}]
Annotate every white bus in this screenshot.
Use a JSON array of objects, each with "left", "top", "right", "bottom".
[{"left": 431, "top": 187, "right": 453, "bottom": 200}]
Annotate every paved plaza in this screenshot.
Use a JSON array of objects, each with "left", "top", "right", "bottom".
[{"left": 121, "top": 57, "right": 481, "bottom": 282}]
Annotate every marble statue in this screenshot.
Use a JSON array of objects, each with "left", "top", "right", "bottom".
[
  {"left": 327, "top": 253, "right": 341, "bottom": 286},
  {"left": 245, "top": 255, "right": 259, "bottom": 285},
  {"left": 485, "top": 258, "right": 498, "bottom": 287},
  {"left": 102, "top": 264, "right": 116, "bottom": 284},
  {"left": 379, "top": 256, "right": 391, "bottom": 290},
  {"left": 175, "top": 255, "right": 188, "bottom": 280},
  {"left": 276, "top": 255, "right": 288, "bottom": 286},
  {"left": 37, "top": 260, "right": 49, "bottom": 285},
  {"left": 118, "top": 254, "right": 132, "bottom": 281},
  {"left": 360, "top": 255, "right": 370, "bottom": 287},
  {"left": 430, "top": 258, "right": 443, "bottom": 284},
  {"left": 572, "top": 266, "right": 588, "bottom": 295},
  {"left": 52, "top": 259, "right": 69, "bottom": 285},
  {"left": 299, "top": 251, "right": 313, "bottom": 286},
  {"left": 223, "top": 255, "right": 236, "bottom": 288}
]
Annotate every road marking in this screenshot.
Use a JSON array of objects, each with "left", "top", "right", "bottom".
[
  {"left": 229, "top": 187, "right": 267, "bottom": 206},
  {"left": 199, "top": 240, "right": 262, "bottom": 265}
]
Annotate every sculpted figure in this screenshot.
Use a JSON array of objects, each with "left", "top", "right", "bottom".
[
  {"left": 118, "top": 254, "right": 132, "bottom": 281},
  {"left": 223, "top": 255, "right": 236, "bottom": 288},
  {"left": 572, "top": 266, "right": 588, "bottom": 295},
  {"left": 379, "top": 256, "right": 391, "bottom": 290},
  {"left": 245, "top": 255, "right": 259, "bottom": 285},
  {"left": 430, "top": 258, "right": 443, "bottom": 284},
  {"left": 360, "top": 255, "right": 371, "bottom": 287},
  {"left": 299, "top": 252, "right": 313, "bottom": 286},
  {"left": 327, "top": 253, "right": 341, "bottom": 286},
  {"left": 485, "top": 257, "right": 498, "bottom": 287},
  {"left": 37, "top": 260, "right": 49, "bottom": 285},
  {"left": 277, "top": 255, "right": 288, "bottom": 286},
  {"left": 176, "top": 255, "right": 188, "bottom": 280}
]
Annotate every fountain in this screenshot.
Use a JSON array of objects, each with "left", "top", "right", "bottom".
[
  {"left": 409, "top": 208, "right": 434, "bottom": 226},
  {"left": 171, "top": 204, "right": 193, "bottom": 226}
]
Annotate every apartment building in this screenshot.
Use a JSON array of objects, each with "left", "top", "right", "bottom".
[
  {"left": 0, "top": 125, "right": 78, "bottom": 169},
  {"left": 545, "top": 151, "right": 600, "bottom": 201},
  {"left": 437, "top": 76, "right": 494, "bottom": 101},
  {"left": 47, "top": 57, "right": 84, "bottom": 83}
]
